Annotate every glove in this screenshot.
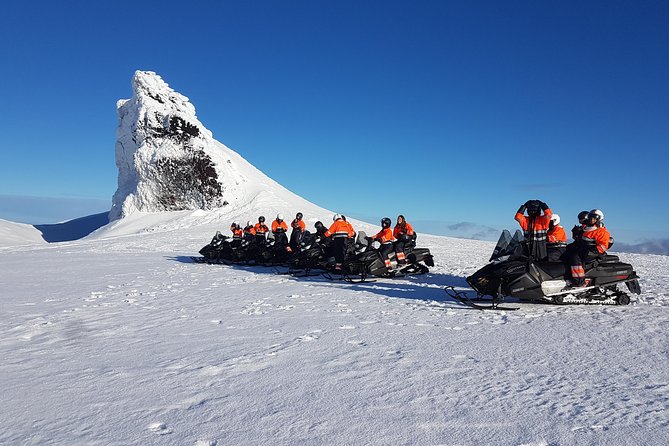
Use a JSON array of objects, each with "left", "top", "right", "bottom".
[
  {"left": 539, "top": 201, "right": 548, "bottom": 211},
  {"left": 517, "top": 205, "right": 527, "bottom": 214}
]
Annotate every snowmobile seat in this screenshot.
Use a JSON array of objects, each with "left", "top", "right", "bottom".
[
  {"left": 537, "top": 261, "right": 567, "bottom": 279},
  {"left": 599, "top": 254, "right": 619, "bottom": 263}
]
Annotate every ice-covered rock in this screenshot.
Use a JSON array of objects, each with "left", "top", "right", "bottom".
[{"left": 110, "top": 71, "right": 247, "bottom": 220}]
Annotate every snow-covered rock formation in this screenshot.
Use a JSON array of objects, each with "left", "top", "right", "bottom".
[{"left": 111, "top": 71, "right": 308, "bottom": 222}]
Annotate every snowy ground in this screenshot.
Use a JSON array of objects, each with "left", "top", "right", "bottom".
[{"left": 1, "top": 217, "right": 668, "bottom": 445}]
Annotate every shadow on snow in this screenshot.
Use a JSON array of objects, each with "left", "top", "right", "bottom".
[{"left": 166, "top": 255, "right": 475, "bottom": 310}]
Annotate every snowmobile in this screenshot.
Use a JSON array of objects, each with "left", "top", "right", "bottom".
[
  {"left": 333, "top": 232, "right": 434, "bottom": 282},
  {"left": 449, "top": 230, "right": 641, "bottom": 309},
  {"left": 195, "top": 232, "right": 232, "bottom": 263},
  {"left": 282, "top": 231, "right": 330, "bottom": 276},
  {"left": 194, "top": 232, "right": 248, "bottom": 264}
]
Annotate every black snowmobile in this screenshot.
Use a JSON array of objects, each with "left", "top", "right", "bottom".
[
  {"left": 195, "top": 231, "right": 249, "bottom": 264},
  {"left": 449, "top": 230, "right": 641, "bottom": 309},
  {"left": 335, "top": 231, "right": 434, "bottom": 282},
  {"left": 195, "top": 231, "right": 232, "bottom": 263},
  {"left": 282, "top": 231, "right": 330, "bottom": 276}
]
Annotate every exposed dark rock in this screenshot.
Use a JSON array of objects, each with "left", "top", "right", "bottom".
[{"left": 152, "top": 148, "right": 224, "bottom": 211}]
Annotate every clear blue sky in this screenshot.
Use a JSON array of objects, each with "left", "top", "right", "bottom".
[{"left": 0, "top": 1, "right": 667, "bottom": 242}]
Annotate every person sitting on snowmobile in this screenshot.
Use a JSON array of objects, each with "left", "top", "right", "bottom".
[
  {"left": 272, "top": 214, "right": 290, "bottom": 250},
  {"left": 314, "top": 221, "right": 328, "bottom": 239},
  {"left": 243, "top": 221, "right": 256, "bottom": 237},
  {"left": 254, "top": 216, "right": 269, "bottom": 244},
  {"left": 515, "top": 199, "right": 553, "bottom": 260},
  {"left": 393, "top": 215, "right": 415, "bottom": 264},
  {"left": 569, "top": 209, "right": 611, "bottom": 287},
  {"left": 290, "top": 212, "right": 306, "bottom": 250},
  {"left": 324, "top": 214, "right": 351, "bottom": 270},
  {"left": 571, "top": 210, "right": 590, "bottom": 241},
  {"left": 230, "top": 221, "right": 243, "bottom": 241},
  {"left": 372, "top": 217, "right": 397, "bottom": 269},
  {"left": 546, "top": 214, "right": 567, "bottom": 261}
]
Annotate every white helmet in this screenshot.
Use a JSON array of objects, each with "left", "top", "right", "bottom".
[
  {"left": 276, "top": 213, "right": 283, "bottom": 221},
  {"left": 333, "top": 213, "right": 342, "bottom": 221},
  {"left": 589, "top": 209, "right": 604, "bottom": 222},
  {"left": 550, "top": 214, "right": 560, "bottom": 225}
]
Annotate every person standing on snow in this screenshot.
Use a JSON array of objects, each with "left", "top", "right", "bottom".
[
  {"left": 569, "top": 209, "right": 611, "bottom": 287},
  {"left": 324, "top": 214, "right": 351, "bottom": 270},
  {"left": 393, "top": 215, "right": 415, "bottom": 264},
  {"left": 515, "top": 199, "right": 553, "bottom": 260},
  {"left": 372, "top": 217, "right": 397, "bottom": 269},
  {"left": 546, "top": 214, "right": 567, "bottom": 261}
]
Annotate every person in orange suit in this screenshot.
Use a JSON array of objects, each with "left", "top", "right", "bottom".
[
  {"left": 325, "top": 214, "right": 350, "bottom": 270},
  {"left": 242, "top": 221, "right": 256, "bottom": 244},
  {"left": 546, "top": 214, "right": 567, "bottom": 261},
  {"left": 373, "top": 217, "right": 397, "bottom": 269},
  {"left": 393, "top": 215, "right": 415, "bottom": 264},
  {"left": 230, "top": 222, "right": 243, "bottom": 240},
  {"left": 272, "top": 214, "right": 290, "bottom": 249},
  {"left": 569, "top": 209, "right": 611, "bottom": 287},
  {"left": 290, "top": 212, "right": 306, "bottom": 250},
  {"left": 515, "top": 199, "right": 553, "bottom": 260},
  {"left": 254, "top": 216, "right": 269, "bottom": 244}
]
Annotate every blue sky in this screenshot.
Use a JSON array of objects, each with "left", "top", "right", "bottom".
[{"left": 0, "top": 1, "right": 667, "bottom": 242}]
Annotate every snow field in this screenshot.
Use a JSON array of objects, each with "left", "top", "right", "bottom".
[{"left": 1, "top": 230, "right": 668, "bottom": 445}]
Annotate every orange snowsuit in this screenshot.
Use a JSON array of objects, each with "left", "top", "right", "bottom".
[
  {"left": 393, "top": 222, "right": 415, "bottom": 239},
  {"left": 515, "top": 208, "right": 553, "bottom": 241},
  {"left": 230, "top": 227, "right": 243, "bottom": 239},
  {"left": 272, "top": 220, "right": 288, "bottom": 233},
  {"left": 291, "top": 219, "right": 306, "bottom": 232},
  {"left": 373, "top": 228, "right": 395, "bottom": 244},
  {"left": 547, "top": 225, "right": 567, "bottom": 245},
  {"left": 254, "top": 223, "right": 269, "bottom": 235},
  {"left": 325, "top": 219, "right": 351, "bottom": 238},
  {"left": 582, "top": 226, "right": 611, "bottom": 254}
]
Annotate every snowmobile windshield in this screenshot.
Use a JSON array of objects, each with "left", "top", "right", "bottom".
[{"left": 490, "top": 230, "right": 525, "bottom": 262}]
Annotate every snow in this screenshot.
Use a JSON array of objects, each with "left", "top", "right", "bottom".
[
  {"left": 1, "top": 212, "right": 668, "bottom": 445},
  {"left": 0, "top": 219, "right": 46, "bottom": 246}
]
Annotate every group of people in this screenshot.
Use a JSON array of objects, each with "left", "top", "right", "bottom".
[
  {"left": 227, "top": 212, "right": 418, "bottom": 271},
  {"left": 514, "top": 200, "right": 611, "bottom": 287}
]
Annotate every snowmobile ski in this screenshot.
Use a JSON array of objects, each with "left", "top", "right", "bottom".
[{"left": 444, "top": 286, "right": 519, "bottom": 311}]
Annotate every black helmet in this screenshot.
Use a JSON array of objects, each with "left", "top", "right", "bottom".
[
  {"left": 296, "top": 212, "right": 303, "bottom": 220},
  {"left": 315, "top": 221, "right": 324, "bottom": 230},
  {"left": 526, "top": 200, "right": 541, "bottom": 216},
  {"left": 577, "top": 211, "right": 589, "bottom": 224},
  {"left": 381, "top": 217, "right": 391, "bottom": 228},
  {"left": 258, "top": 216, "right": 265, "bottom": 223}
]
